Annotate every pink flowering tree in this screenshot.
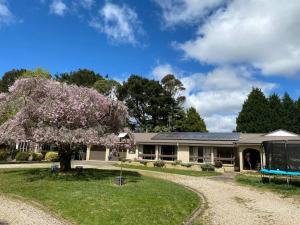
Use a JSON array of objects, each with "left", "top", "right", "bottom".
[{"left": 0, "top": 78, "right": 131, "bottom": 171}]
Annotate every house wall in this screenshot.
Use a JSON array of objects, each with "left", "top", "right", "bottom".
[{"left": 177, "top": 145, "right": 189, "bottom": 162}]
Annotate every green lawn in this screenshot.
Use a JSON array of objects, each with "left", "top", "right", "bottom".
[
  {"left": 236, "top": 173, "right": 300, "bottom": 197},
  {"left": 116, "top": 164, "right": 221, "bottom": 177},
  {"left": 0, "top": 168, "right": 199, "bottom": 225}
]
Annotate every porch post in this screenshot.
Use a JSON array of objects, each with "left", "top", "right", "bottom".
[
  {"left": 239, "top": 148, "right": 243, "bottom": 171},
  {"left": 105, "top": 148, "right": 110, "bottom": 161},
  {"left": 86, "top": 145, "right": 91, "bottom": 160},
  {"left": 211, "top": 147, "right": 214, "bottom": 164},
  {"left": 155, "top": 145, "right": 159, "bottom": 160}
]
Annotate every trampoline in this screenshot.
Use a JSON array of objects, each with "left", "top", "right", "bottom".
[{"left": 261, "top": 140, "right": 300, "bottom": 184}]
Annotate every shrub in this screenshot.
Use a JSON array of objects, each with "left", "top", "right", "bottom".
[
  {"left": 15, "top": 152, "right": 30, "bottom": 161},
  {"left": 118, "top": 157, "right": 126, "bottom": 162},
  {"left": 45, "top": 151, "right": 59, "bottom": 162},
  {"left": 214, "top": 161, "right": 223, "bottom": 168},
  {"left": 154, "top": 160, "right": 165, "bottom": 168},
  {"left": 0, "top": 149, "right": 8, "bottom": 161},
  {"left": 31, "top": 152, "right": 43, "bottom": 161},
  {"left": 138, "top": 160, "right": 148, "bottom": 166},
  {"left": 201, "top": 163, "right": 215, "bottom": 171},
  {"left": 171, "top": 160, "right": 182, "bottom": 166},
  {"left": 181, "top": 163, "right": 193, "bottom": 168}
]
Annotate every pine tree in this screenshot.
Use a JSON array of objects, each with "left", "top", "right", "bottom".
[
  {"left": 180, "top": 107, "right": 207, "bottom": 132},
  {"left": 236, "top": 88, "right": 269, "bottom": 133},
  {"left": 268, "top": 93, "right": 284, "bottom": 131},
  {"left": 282, "top": 92, "right": 297, "bottom": 132}
]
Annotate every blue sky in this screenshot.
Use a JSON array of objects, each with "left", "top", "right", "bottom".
[{"left": 0, "top": 0, "right": 300, "bottom": 131}]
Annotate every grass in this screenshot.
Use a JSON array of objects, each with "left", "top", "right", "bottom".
[
  {"left": 0, "top": 168, "right": 199, "bottom": 225},
  {"left": 116, "top": 164, "right": 221, "bottom": 177},
  {"left": 236, "top": 173, "right": 300, "bottom": 197}
]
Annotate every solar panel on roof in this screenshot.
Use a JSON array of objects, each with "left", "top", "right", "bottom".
[{"left": 151, "top": 132, "right": 240, "bottom": 141}]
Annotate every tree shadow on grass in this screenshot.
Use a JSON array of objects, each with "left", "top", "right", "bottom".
[{"left": 1, "top": 168, "right": 142, "bottom": 183}]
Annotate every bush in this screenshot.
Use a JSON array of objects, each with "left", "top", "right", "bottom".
[
  {"left": 171, "top": 160, "right": 182, "bottom": 166},
  {"left": 0, "top": 149, "right": 8, "bottom": 161},
  {"left": 181, "top": 163, "right": 193, "bottom": 168},
  {"left": 31, "top": 152, "right": 43, "bottom": 161},
  {"left": 154, "top": 160, "right": 165, "bottom": 168},
  {"left": 139, "top": 160, "right": 148, "bottom": 166},
  {"left": 201, "top": 163, "right": 215, "bottom": 172},
  {"left": 15, "top": 152, "right": 30, "bottom": 161},
  {"left": 45, "top": 151, "right": 59, "bottom": 162},
  {"left": 214, "top": 161, "right": 223, "bottom": 168}
]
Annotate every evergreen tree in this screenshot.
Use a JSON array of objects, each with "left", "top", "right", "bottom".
[
  {"left": 236, "top": 88, "right": 269, "bottom": 133},
  {"left": 161, "top": 74, "right": 186, "bottom": 131},
  {"left": 0, "top": 69, "right": 27, "bottom": 92},
  {"left": 117, "top": 75, "right": 173, "bottom": 131},
  {"left": 55, "top": 69, "right": 103, "bottom": 87},
  {"left": 281, "top": 92, "right": 297, "bottom": 132},
  {"left": 268, "top": 93, "right": 284, "bottom": 131},
  {"left": 179, "top": 107, "right": 207, "bottom": 132}
]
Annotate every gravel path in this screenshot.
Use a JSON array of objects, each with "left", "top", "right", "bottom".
[
  {"left": 139, "top": 171, "right": 300, "bottom": 225},
  {"left": 0, "top": 196, "right": 69, "bottom": 225}
]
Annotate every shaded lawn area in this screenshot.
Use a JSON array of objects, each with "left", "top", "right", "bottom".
[
  {"left": 116, "top": 164, "right": 221, "bottom": 177},
  {"left": 0, "top": 168, "right": 199, "bottom": 225},
  {"left": 236, "top": 173, "right": 300, "bottom": 197}
]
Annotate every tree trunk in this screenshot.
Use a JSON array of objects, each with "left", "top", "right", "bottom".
[{"left": 59, "top": 144, "right": 72, "bottom": 172}]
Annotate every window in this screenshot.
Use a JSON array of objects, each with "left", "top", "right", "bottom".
[
  {"left": 140, "top": 145, "right": 156, "bottom": 160},
  {"left": 215, "top": 147, "right": 235, "bottom": 164},
  {"left": 160, "top": 145, "right": 177, "bottom": 161},
  {"left": 189, "top": 146, "right": 204, "bottom": 162}
]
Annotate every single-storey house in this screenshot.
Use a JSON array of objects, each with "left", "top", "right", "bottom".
[{"left": 86, "top": 129, "right": 300, "bottom": 172}]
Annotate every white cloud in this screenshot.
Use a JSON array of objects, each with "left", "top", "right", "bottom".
[
  {"left": 0, "top": 0, "right": 15, "bottom": 26},
  {"left": 154, "top": 0, "right": 225, "bottom": 27},
  {"left": 72, "top": 0, "right": 95, "bottom": 10},
  {"left": 157, "top": 65, "right": 277, "bottom": 131},
  {"left": 151, "top": 63, "right": 177, "bottom": 80},
  {"left": 89, "top": 3, "right": 143, "bottom": 45},
  {"left": 50, "top": 0, "right": 67, "bottom": 16},
  {"left": 205, "top": 115, "right": 236, "bottom": 132},
  {"left": 176, "top": 0, "right": 300, "bottom": 76}
]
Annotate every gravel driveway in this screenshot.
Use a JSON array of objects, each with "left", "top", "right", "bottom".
[
  {"left": 140, "top": 171, "right": 300, "bottom": 225},
  {"left": 0, "top": 195, "right": 69, "bottom": 225}
]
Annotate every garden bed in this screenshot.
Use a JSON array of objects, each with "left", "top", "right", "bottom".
[{"left": 0, "top": 168, "right": 200, "bottom": 225}]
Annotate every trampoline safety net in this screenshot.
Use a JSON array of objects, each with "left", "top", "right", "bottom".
[{"left": 263, "top": 141, "right": 300, "bottom": 172}]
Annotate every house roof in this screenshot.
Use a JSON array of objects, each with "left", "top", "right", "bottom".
[
  {"left": 152, "top": 132, "right": 240, "bottom": 141},
  {"left": 133, "top": 130, "right": 300, "bottom": 146}
]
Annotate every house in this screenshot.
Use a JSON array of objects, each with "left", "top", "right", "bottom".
[{"left": 86, "top": 129, "right": 300, "bottom": 172}]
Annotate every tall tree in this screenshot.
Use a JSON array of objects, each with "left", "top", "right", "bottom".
[
  {"left": 281, "top": 92, "right": 297, "bottom": 132},
  {"left": 236, "top": 88, "right": 269, "bottom": 133},
  {"left": 179, "top": 107, "right": 207, "bottom": 132},
  {"left": 161, "top": 74, "right": 186, "bottom": 131},
  {"left": 0, "top": 78, "right": 129, "bottom": 171},
  {"left": 55, "top": 69, "right": 103, "bottom": 87},
  {"left": 268, "top": 93, "right": 284, "bottom": 131},
  {"left": 0, "top": 68, "right": 51, "bottom": 93},
  {"left": 0, "top": 69, "right": 27, "bottom": 92},
  {"left": 93, "top": 79, "right": 120, "bottom": 96},
  {"left": 117, "top": 75, "right": 172, "bottom": 131},
  {"left": 22, "top": 67, "right": 51, "bottom": 79}
]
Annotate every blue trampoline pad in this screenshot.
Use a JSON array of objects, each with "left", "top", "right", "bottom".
[{"left": 260, "top": 169, "right": 300, "bottom": 176}]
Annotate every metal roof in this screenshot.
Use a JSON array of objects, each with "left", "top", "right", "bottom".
[{"left": 151, "top": 132, "right": 240, "bottom": 141}]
